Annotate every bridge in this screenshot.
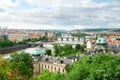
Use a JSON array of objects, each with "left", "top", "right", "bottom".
[{"left": 27, "top": 41, "right": 83, "bottom": 47}]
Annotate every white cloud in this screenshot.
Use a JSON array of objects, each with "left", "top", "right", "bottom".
[
  {"left": 0, "top": 0, "right": 120, "bottom": 30},
  {"left": 0, "top": 0, "right": 19, "bottom": 11},
  {"left": 26, "top": 0, "right": 109, "bottom": 8}
]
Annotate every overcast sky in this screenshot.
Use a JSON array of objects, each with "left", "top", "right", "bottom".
[{"left": 0, "top": 0, "right": 120, "bottom": 30}]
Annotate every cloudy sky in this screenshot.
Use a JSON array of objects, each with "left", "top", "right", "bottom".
[{"left": 0, "top": 0, "right": 120, "bottom": 30}]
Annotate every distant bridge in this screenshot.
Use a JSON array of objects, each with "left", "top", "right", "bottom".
[{"left": 27, "top": 41, "right": 83, "bottom": 47}]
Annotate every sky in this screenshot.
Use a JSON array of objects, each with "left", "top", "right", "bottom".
[{"left": 0, "top": 0, "right": 120, "bottom": 30}]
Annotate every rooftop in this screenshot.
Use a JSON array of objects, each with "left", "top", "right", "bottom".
[
  {"left": 33, "top": 55, "right": 79, "bottom": 66},
  {"left": 96, "top": 38, "right": 107, "bottom": 44}
]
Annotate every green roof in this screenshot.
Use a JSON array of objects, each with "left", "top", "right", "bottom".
[
  {"left": 32, "top": 50, "right": 46, "bottom": 55},
  {"left": 96, "top": 38, "right": 107, "bottom": 44}
]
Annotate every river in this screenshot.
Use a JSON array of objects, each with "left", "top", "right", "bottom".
[{"left": 2, "top": 44, "right": 54, "bottom": 59}]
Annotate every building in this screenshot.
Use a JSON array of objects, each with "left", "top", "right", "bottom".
[
  {"left": 85, "top": 38, "right": 108, "bottom": 55},
  {"left": 96, "top": 38, "right": 108, "bottom": 45},
  {"left": 57, "top": 34, "right": 84, "bottom": 44},
  {"left": 28, "top": 32, "right": 42, "bottom": 39},
  {"left": 47, "top": 32, "right": 54, "bottom": 39},
  {"left": 32, "top": 50, "right": 77, "bottom": 76},
  {"left": 87, "top": 40, "right": 92, "bottom": 49},
  {"left": 8, "top": 33, "right": 29, "bottom": 42},
  {"left": 96, "top": 38, "right": 108, "bottom": 49}
]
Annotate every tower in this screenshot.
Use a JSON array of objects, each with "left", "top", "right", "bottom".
[{"left": 45, "top": 30, "right": 48, "bottom": 36}]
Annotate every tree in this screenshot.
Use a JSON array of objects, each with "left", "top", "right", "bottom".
[
  {"left": 0, "top": 40, "right": 15, "bottom": 48},
  {"left": 46, "top": 49, "right": 52, "bottom": 55},
  {"left": 35, "top": 54, "right": 120, "bottom": 80},
  {"left": 75, "top": 44, "right": 81, "bottom": 51},
  {"left": 54, "top": 44, "right": 61, "bottom": 56},
  {"left": 66, "top": 54, "right": 120, "bottom": 80},
  {"left": 65, "top": 64, "right": 73, "bottom": 73},
  {"left": 71, "top": 33, "right": 89, "bottom": 37},
  {"left": 36, "top": 70, "right": 63, "bottom": 80},
  {"left": 9, "top": 51, "right": 33, "bottom": 79},
  {"left": 0, "top": 57, "right": 10, "bottom": 80},
  {"left": 40, "top": 36, "right": 48, "bottom": 41}
]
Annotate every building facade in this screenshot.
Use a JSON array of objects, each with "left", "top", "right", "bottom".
[
  {"left": 33, "top": 55, "right": 76, "bottom": 76},
  {"left": 8, "top": 34, "right": 29, "bottom": 42}
]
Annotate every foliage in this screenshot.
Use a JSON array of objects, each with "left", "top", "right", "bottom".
[
  {"left": 18, "top": 38, "right": 40, "bottom": 44},
  {"left": 0, "top": 40, "right": 16, "bottom": 48},
  {"left": 30, "top": 38, "right": 40, "bottom": 42},
  {"left": 54, "top": 44, "right": 85, "bottom": 57},
  {"left": 0, "top": 52, "right": 34, "bottom": 80},
  {"left": 65, "top": 64, "right": 73, "bottom": 73},
  {"left": 54, "top": 44, "right": 80, "bottom": 57},
  {"left": 0, "top": 57, "right": 10, "bottom": 80},
  {"left": 0, "top": 38, "right": 41, "bottom": 48},
  {"left": 9, "top": 51, "right": 33, "bottom": 80},
  {"left": 66, "top": 53, "right": 120, "bottom": 80},
  {"left": 36, "top": 54, "right": 120, "bottom": 80},
  {"left": 46, "top": 49, "right": 52, "bottom": 55},
  {"left": 75, "top": 44, "right": 81, "bottom": 51},
  {"left": 40, "top": 36, "right": 48, "bottom": 41},
  {"left": 36, "top": 69, "right": 63, "bottom": 80},
  {"left": 116, "top": 38, "right": 120, "bottom": 41},
  {"left": 71, "top": 33, "right": 89, "bottom": 37},
  {"left": 54, "top": 32, "right": 61, "bottom": 37}
]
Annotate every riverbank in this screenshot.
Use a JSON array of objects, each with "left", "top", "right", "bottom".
[{"left": 0, "top": 44, "right": 36, "bottom": 54}]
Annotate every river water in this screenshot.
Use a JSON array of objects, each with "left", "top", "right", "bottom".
[{"left": 2, "top": 44, "right": 54, "bottom": 59}]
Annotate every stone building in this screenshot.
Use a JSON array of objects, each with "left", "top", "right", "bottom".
[
  {"left": 85, "top": 38, "right": 108, "bottom": 56},
  {"left": 8, "top": 33, "right": 29, "bottom": 42},
  {"left": 32, "top": 53, "right": 77, "bottom": 76}
]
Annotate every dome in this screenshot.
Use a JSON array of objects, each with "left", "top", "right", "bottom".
[
  {"left": 96, "top": 38, "right": 107, "bottom": 44},
  {"left": 32, "top": 49, "right": 46, "bottom": 56}
]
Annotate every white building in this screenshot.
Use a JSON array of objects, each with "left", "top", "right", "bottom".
[{"left": 87, "top": 41, "right": 92, "bottom": 49}]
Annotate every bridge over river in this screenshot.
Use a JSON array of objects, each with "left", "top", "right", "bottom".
[{"left": 27, "top": 41, "right": 83, "bottom": 47}]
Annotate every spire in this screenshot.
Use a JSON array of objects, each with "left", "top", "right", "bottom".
[{"left": 45, "top": 30, "right": 48, "bottom": 36}]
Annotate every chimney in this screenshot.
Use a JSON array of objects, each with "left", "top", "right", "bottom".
[
  {"left": 60, "top": 60, "right": 64, "bottom": 64},
  {"left": 45, "top": 58, "right": 49, "bottom": 61}
]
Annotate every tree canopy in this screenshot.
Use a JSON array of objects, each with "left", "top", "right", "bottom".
[
  {"left": 54, "top": 44, "right": 85, "bottom": 57},
  {"left": 36, "top": 53, "right": 120, "bottom": 80},
  {"left": 9, "top": 51, "right": 33, "bottom": 80}
]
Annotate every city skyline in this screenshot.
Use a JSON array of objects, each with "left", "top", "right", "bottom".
[{"left": 0, "top": 0, "right": 120, "bottom": 30}]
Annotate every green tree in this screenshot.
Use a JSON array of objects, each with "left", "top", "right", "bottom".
[
  {"left": 36, "top": 70, "right": 63, "bottom": 80},
  {"left": 66, "top": 54, "right": 120, "bottom": 80},
  {"left": 46, "top": 49, "right": 52, "bottom": 55},
  {"left": 0, "top": 40, "right": 15, "bottom": 48},
  {"left": 35, "top": 54, "right": 120, "bottom": 80},
  {"left": 0, "top": 57, "right": 10, "bottom": 80},
  {"left": 65, "top": 64, "right": 73, "bottom": 73},
  {"left": 9, "top": 51, "right": 33, "bottom": 79},
  {"left": 40, "top": 36, "right": 48, "bottom": 41},
  {"left": 71, "top": 33, "right": 89, "bottom": 37},
  {"left": 75, "top": 44, "right": 81, "bottom": 51},
  {"left": 54, "top": 45, "right": 61, "bottom": 56}
]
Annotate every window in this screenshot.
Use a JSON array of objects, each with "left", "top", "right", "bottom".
[
  {"left": 51, "top": 66, "right": 53, "bottom": 72},
  {"left": 54, "top": 67, "right": 56, "bottom": 71},
  {"left": 48, "top": 65, "right": 49, "bottom": 69},
  {"left": 63, "top": 69, "right": 64, "bottom": 73},
  {"left": 45, "top": 65, "right": 46, "bottom": 68},
  {"left": 58, "top": 68, "right": 60, "bottom": 72}
]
